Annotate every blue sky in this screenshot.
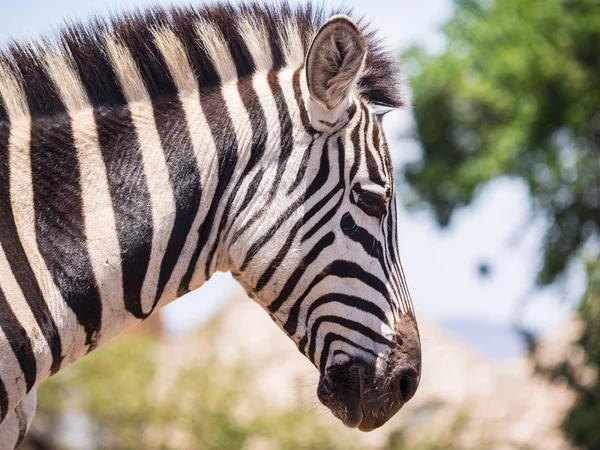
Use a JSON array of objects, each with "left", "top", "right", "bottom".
[{"left": 0, "top": 0, "right": 579, "bottom": 334}]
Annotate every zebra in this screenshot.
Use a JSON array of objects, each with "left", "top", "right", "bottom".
[{"left": 0, "top": 3, "right": 421, "bottom": 447}]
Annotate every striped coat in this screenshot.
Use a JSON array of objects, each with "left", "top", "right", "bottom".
[{"left": 0, "top": 3, "right": 421, "bottom": 447}]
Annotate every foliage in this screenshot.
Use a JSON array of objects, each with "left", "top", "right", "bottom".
[
  {"left": 558, "top": 261, "right": 600, "bottom": 448},
  {"left": 402, "top": 0, "right": 600, "bottom": 447},
  {"left": 402, "top": 0, "right": 600, "bottom": 286}
]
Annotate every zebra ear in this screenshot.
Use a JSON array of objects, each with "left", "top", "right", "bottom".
[{"left": 305, "top": 15, "right": 367, "bottom": 131}]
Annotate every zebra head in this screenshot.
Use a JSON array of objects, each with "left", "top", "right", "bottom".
[{"left": 228, "top": 15, "right": 421, "bottom": 431}]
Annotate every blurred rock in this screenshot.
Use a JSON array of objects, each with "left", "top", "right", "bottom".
[{"left": 154, "top": 289, "right": 577, "bottom": 450}]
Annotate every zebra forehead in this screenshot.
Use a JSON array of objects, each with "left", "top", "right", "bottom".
[{"left": 0, "top": 2, "right": 403, "bottom": 120}]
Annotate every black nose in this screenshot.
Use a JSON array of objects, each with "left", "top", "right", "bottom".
[{"left": 397, "top": 366, "right": 420, "bottom": 402}]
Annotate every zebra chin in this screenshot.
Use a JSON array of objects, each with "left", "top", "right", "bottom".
[{"left": 316, "top": 314, "right": 421, "bottom": 431}]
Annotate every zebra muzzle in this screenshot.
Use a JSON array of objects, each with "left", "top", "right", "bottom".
[{"left": 316, "top": 315, "right": 422, "bottom": 431}]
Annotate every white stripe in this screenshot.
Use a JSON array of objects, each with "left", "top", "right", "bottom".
[
  {"left": 0, "top": 67, "right": 86, "bottom": 369},
  {"left": 363, "top": 106, "right": 387, "bottom": 177},
  {"left": 151, "top": 28, "right": 197, "bottom": 95},
  {"left": 279, "top": 19, "right": 306, "bottom": 68},
  {"left": 0, "top": 244, "right": 52, "bottom": 382},
  {"left": 0, "top": 327, "right": 28, "bottom": 429},
  {"left": 0, "top": 64, "right": 28, "bottom": 121},
  {"left": 195, "top": 19, "right": 237, "bottom": 82},
  {"left": 191, "top": 22, "right": 253, "bottom": 286},
  {"left": 152, "top": 27, "right": 220, "bottom": 302},
  {"left": 43, "top": 50, "right": 129, "bottom": 343},
  {"left": 105, "top": 36, "right": 177, "bottom": 315},
  {"left": 278, "top": 68, "right": 313, "bottom": 189},
  {"left": 0, "top": 389, "right": 35, "bottom": 448},
  {"left": 0, "top": 386, "right": 21, "bottom": 450},
  {"left": 0, "top": 63, "right": 52, "bottom": 383},
  {"left": 237, "top": 15, "right": 273, "bottom": 72},
  {"left": 228, "top": 72, "right": 281, "bottom": 255}
]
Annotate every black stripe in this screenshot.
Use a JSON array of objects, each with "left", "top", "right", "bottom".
[
  {"left": 0, "top": 119, "right": 63, "bottom": 375},
  {"left": 229, "top": 71, "right": 295, "bottom": 247},
  {"left": 0, "top": 376, "right": 8, "bottom": 423},
  {"left": 237, "top": 80, "right": 268, "bottom": 167},
  {"left": 29, "top": 112, "right": 103, "bottom": 350},
  {"left": 120, "top": 30, "right": 203, "bottom": 312},
  {"left": 210, "top": 8, "right": 255, "bottom": 78},
  {"left": 11, "top": 46, "right": 64, "bottom": 119},
  {"left": 254, "top": 183, "right": 342, "bottom": 292},
  {"left": 0, "top": 287, "right": 37, "bottom": 393},
  {"left": 16, "top": 58, "right": 103, "bottom": 346},
  {"left": 365, "top": 147, "right": 385, "bottom": 186},
  {"left": 151, "top": 98, "right": 202, "bottom": 310},
  {"left": 371, "top": 119, "right": 387, "bottom": 177},
  {"left": 308, "top": 316, "right": 392, "bottom": 364},
  {"left": 381, "top": 130, "right": 395, "bottom": 182},
  {"left": 179, "top": 85, "right": 238, "bottom": 294},
  {"left": 14, "top": 403, "right": 28, "bottom": 447},
  {"left": 318, "top": 333, "right": 379, "bottom": 371},
  {"left": 0, "top": 92, "right": 7, "bottom": 123},
  {"left": 305, "top": 294, "right": 390, "bottom": 331},
  {"left": 287, "top": 140, "right": 314, "bottom": 196},
  {"left": 0, "top": 94, "right": 6, "bottom": 146},
  {"left": 387, "top": 200, "right": 408, "bottom": 313},
  {"left": 247, "top": 4, "right": 285, "bottom": 71},
  {"left": 340, "top": 213, "right": 383, "bottom": 260},
  {"left": 349, "top": 109, "right": 363, "bottom": 183},
  {"left": 205, "top": 78, "right": 268, "bottom": 277},
  {"left": 254, "top": 138, "right": 345, "bottom": 291},
  {"left": 267, "top": 232, "right": 335, "bottom": 313},
  {"left": 361, "top": 104, "right": 385, "bottom": 186},
  {"left": 241, "top": 138, "right": 331, "bottom": 273},
  {"left": 95, "top": 106, "right": 153, "bottom": 319},
  {"left": 65, "top": 26, "right": 128, "bottom": 108},
  {"left": 225, "top": 168, "right": 264, "bottom": 244},
  {"left": 292, "top": 68, "right": 317, "bottom": 134},
  {"left": 172, "top": 7, "right": 219, "bottom": 88},
  {"left": 300, "top": 195, "right": 343, "bottom": 243},
  {"left": 375, "top": 195, "right": 404, "bottom": 314},
  {"left": 68, "top": 27, "right": 155, "bottom": 319},
  {"left": 283, "top": 260, "right": 392, "bottom": 336},
  {"left": 114, "top": 12, "right": 178, "bottom": 101},
  {"left": 386, "top": 199, "right": 400, "bottom": 264}
]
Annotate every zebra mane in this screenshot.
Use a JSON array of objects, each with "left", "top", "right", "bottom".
[{"left": 0, "top": 2, "right": 403, "bottom": 121}]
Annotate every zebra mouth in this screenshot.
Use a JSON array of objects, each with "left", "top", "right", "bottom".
[
  {"left": 316, "top": 362, "right": 364, "bottom": 429},
  {"left": 355, "top": 365, "right": 421, "bottom": 432}
]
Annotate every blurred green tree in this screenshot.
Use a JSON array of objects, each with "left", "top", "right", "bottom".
[{"left": 401, "top": 0, "right": 600, "bottom": 447}]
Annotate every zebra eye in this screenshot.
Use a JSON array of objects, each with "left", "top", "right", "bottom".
[{"left": 352, "top": 185, "right": 388, "bottom": 219}]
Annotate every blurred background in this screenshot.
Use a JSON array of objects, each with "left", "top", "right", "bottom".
[{"left": 1, "top": 0, "right": 598, "bottom": 448}]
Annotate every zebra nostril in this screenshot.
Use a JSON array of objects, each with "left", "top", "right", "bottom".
[{"left": 397, "top": 367, "right": 419, "bottom": 402}]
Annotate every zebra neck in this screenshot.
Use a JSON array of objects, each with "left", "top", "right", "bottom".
[{"left": 0, "top": 65, "right": 301, "bottom": 405}]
